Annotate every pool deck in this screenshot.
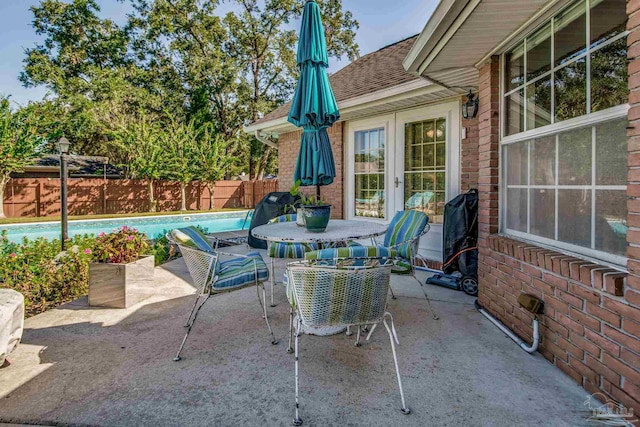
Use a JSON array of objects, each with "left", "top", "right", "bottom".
[{"left": 0, "top": 244, "right": 598, "bottom": 426}]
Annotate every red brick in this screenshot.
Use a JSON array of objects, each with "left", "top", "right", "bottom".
[
  {"left": 543, "top": 273, "right": 569, "bottom": 291},
  {"left": 558, "top": 336, "right": 584, "bottom": 359},
  {"left": 557, "top": 312, "right": 585, "bottom": 334},
  {"left": 603, "top": 297, "right": 640, "bottom": 322},
  {"left": 523, "top": 263, "right": 542, "bottom": 278},
  {"left": 570, "top": 331, "right": 601, "bottom": 358},
  {"left": 569, "top": 356, "right": 599, "bottom": 385},
  {"left": 603, "top": 324, "right": 640, "bottom": 354},
  {"left": 623, "top": 319, "right": 640, "bottom": 336},
  {"left": 570, "top": 261, "right": 590, "bottom": 281},
  {"left": 545, "top": 317, "right": 569, "bottom": 338},
  {"left": 556, "top": 358, "right": 582, "bottom": 385},
  {"left": 585, "top": 354, "right": 622, "bottom": 386},
  {"left": 580, "top": 264, "right": 599, "bottom": 286},
  {"left": 602, "top": 352, "right": 640, "bottom": 385},
  {"left": 603, "top": 273, "right": 627, "bottom": 297},
  {"left": 557, "top": 289, "right": 584, "bottom": 309},
  {"left": 568, "top": 283, "right": 600, "bottom": 305},
  {"left": 585, "top": 302, "right": 622, "bottom": 328},
  {"left": 569, "top": 308, "right": 602, "bottom": 332},
  {"left": 585, "top": 329, "right": 622, "bottom": 357},
  {"left": 621, "top": 348, "right": 640, "bottom": 369},
  {"left": 532, "top": 278, "right": 554, "bottom": 295},
  {"left": 626, "top": 289, "right": 640, "bottom": 306}
]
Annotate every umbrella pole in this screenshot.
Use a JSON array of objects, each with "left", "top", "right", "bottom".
[{"left": 316, "top": 185, "right": 321, "bottom": 202}]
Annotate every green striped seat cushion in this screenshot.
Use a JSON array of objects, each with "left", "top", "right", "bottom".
[
  {"left": 267, "top": 214, "right": 317, "bottom": 258},
  {"left": 213, "top": 252, "right": 269, "bottom": 291},
  {"left": 383, "top": 210, "right": 428, "bottom": 259},
  {"left": 305, "top": 246, "right": 396, "bottom": 261},
  {"left": 170, "top": 226, "right": 213, "bottom": 252}
]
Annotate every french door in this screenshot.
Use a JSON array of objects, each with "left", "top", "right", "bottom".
[{"left": 394, "top": 102, "right": 460, "bottom": 262}]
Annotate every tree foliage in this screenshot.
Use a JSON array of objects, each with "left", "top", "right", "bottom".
[{"left": 15, "top": 0, "right": 360, "bottom": 200}]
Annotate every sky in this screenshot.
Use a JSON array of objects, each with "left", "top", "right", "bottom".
[{"left": 0, "top": 0, "right": 438, "bottom": 107}]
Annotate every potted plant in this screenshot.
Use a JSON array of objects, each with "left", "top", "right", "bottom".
[
  {"left": 88, "top": 226, "right": 154, "bottom": 308},
  {"left": 286, "top": 180, "right": 332, "bottom": 232}
]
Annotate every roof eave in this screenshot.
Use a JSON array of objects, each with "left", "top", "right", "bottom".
[
  {"left": 245, "top": 78, "right": 434, "bottom": 139},
  {"left": 402, "top": 0, "right": 473, "bottom": 75}
]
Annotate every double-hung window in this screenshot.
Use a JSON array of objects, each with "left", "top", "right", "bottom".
[{"left": 502, "top": 0, "right": 628, "bottom": 265}]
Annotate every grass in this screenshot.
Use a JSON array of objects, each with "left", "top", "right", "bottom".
[{"left": 0, "top": 208, "right": 249, "bottom": 225}]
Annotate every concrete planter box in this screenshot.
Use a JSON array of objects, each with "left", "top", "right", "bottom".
[{"left": 88, "top": 255, "right": 155, "bottom": 308}]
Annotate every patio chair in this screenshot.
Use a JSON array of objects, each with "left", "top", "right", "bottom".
[
  {"left": 266, "top": 214, "right": 317, "bottom": 307},
  {"left": 286, "top": 260, "right": 410, "bottom": 425},
  {"left": 167, "top": 226, "right": 278, "bottom": 361}
]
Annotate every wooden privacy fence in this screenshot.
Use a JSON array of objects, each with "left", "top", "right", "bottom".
[{"left": 3, "top": 178, "right": 278, "bottom": 218}]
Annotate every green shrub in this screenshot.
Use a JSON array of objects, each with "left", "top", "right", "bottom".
[{"left": 0, "top": 231, "right": 96, "bottom": 315}]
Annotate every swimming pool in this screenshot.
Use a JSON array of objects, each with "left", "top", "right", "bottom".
[{"left": 1, "top": 211, "right": 252, "bottom": 243}]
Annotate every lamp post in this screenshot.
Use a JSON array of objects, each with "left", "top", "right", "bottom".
[{"left": 58, "top": 137, "right": 71, "bottom": 251}]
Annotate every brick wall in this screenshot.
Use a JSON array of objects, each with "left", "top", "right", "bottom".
[
  {"left": 475, "top": 37, "right": 640, "bottom": 410},
  {"left": 461, "top": 96, "right": 479, "bottom": 192},
  {"left": 277, "top": 123, "right": 344, "bottom": 219}
]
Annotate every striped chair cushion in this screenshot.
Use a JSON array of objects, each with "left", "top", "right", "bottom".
[
  {"left": 305, "top": 246, "right": 396, "bottom": 261},
  {"left": 170, "top": 226, "right": 212, "bottom": 252},
  {"left": 267, "top": 214, "right": 316, "bottom": 259},
  {"left": 213, "top": 252, "right": 269, "bottom": 291},
  {"left": 383, "top": 210, "right": 428, "bottom": 259}
]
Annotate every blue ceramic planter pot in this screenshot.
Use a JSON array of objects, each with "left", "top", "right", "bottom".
[{"left": 301, "top": 205, "right": 331, "bottom": 233}]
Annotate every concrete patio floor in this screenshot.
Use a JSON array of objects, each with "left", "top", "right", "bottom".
[{"left": 0, "top": 245, "right": 595, "bottom": 426}]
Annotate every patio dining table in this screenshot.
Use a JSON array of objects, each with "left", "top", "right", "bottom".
[{"left": 250, "top": 219, "right": 387, "bottom": 247}]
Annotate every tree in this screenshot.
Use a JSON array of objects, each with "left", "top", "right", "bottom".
[
  {"left": 163, "top": 117, "right": 200, "bottom": 211},
  {"left": 0, "top": 98, "right": 44, "bottom": 218},
  {"left": 194, "top": 124, "right": 233, "bottom": 209},
  {"left": 109, "top": 112, "right": 169, "bottom": 212}
]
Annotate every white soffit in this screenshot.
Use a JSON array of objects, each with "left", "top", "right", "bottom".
[{"left": 407, "top": 0, "right": 551, "bottom": 83}]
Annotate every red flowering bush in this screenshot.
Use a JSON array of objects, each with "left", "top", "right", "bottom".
[{"left": 94, "top": 226, "right": 150, "bottom": 264}]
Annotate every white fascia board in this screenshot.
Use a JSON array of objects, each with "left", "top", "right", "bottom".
[
  {"left": 403, "top": 0, "right": 471, "bottom": 74},
  {"left": 245, "top": 78, "right": 436, "bottom": 138}
]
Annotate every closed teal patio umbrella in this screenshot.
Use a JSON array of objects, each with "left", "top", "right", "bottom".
[{"left": 288, "top": 0, "right": 339, "bottom": 198}]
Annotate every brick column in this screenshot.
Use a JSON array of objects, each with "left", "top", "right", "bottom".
[
  {"left": 476, "top": 56, "right": 501, "bottom": 311},
  {"left": 277, "top": 122, "right": 344, "bottom": 219},
  {"left": 461, "top": 96, "right": 479, "bottom": 192}
]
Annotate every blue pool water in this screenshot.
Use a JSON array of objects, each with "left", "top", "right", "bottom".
[{"left": 1, "top": 211, "right": 252, "bottom": 243}]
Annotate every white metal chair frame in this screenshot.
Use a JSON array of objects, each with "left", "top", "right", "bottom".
[
  {"left": 167, "top": 234, "right": 278, "bottom": 362},
  {"left": 286, "top": 261, "right": 411, "bottom": 426}
]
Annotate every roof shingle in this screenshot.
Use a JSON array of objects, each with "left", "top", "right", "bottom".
[{"left": 251, "top": 35, "right": 419, "bottom": 127}]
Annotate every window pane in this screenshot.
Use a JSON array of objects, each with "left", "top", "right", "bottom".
[
  {"left": 531, "top": 189, "right": 555, "bottom": 239},
  {"left": 531, "top": 136, "right": 556, "bottom": 185},
  {"left": 590, "top": 0, "right": 626, "bottom": 48},
  {"left": 595, "top": 190, "right": 627, "bottom": 255},
  {"left": 527, "top": 24, "right": 552, "bottom": 81},
  {"left": 558, "top": 126, "right": 592, "bottom": 185},
  {"left": 507, "top": 142, "right": 528, "bottom": 185},
  {"left": 526, "top": 78, "right": 552, "bottom": 130},
  {"left": 355, "top": 129, "right": 385, "bottom": 218},
  {"left": 591, "top": 37, "right": 628, "bottom": 112},
  {"left": 506, "top": 188, "right": 527, "bottom": 232},
  {"left": 424, "top": 121, "right": 435, "bottom": 143},
  {"left": 505, "top": 89, "right": 525, "bottom": 136},
  {"left": 558, "top": 189, "right": 591, "bottom": 247},
  {"left": 596, "top": 118, "right": 627, "bottom": 185},
  {"left": 506, "top": 42, "right": 525, "bottom": 91},
  {"left": 424, "top": 144, "right": 435, "bottom": 169},
  {"left": 436, "top": 143, "right": 446, "bottom": 168},
  {"left": 554, "top": 58, "right": 587, "bottom": 121},
  {"left": 436, "top": 118, "right": 446, "bottom": 141},
  {"left": 554, "top": 1, "right": 587, "bottom": 66}
]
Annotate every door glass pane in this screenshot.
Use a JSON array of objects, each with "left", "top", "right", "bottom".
[
  {"left": 531, "top": 136, "right": 555, "bottom": 185},
  {"left": 405, "top": 118, "right": 446, "bottom": 223},
  {"left": 591, "top": 37, "right": 628, "bottom": 113},
  {"left": 596, "top": 118, "right": 627, "bottom": 185},
  {"left": 554, "top": 58, "right": 587, "bottom": 121},
  {"left": 558, "top": 189, "right": 591, "bottom": 247},
  {"left": 505, "top": 42, "right": 525, "bottom": 91},
  {"left": 595, "top": 190, "right": 627, "bottom": 255},
  {"left": 590, "top": 0, "right": 627, "bottom": 48},
  {"left": 558, "top": 126, "right": 592, "bottom": 185},
  {"left": 554, "top": 1, "right": 587, "bottom": 66},
  {"left": 355, "top": 128, "right": 385, "bottom": 218},
  {"left": 526, "top": 77, "right": 552, "bottom": 130},
  {"left": 527, "top": 24, "right": 552, "bottom": 81}
]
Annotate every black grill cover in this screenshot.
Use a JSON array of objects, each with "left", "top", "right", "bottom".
[
  {"left": 442, "top": 189, "right": 478, "bottom": 277},
  {"left": 248, "top": 192, "right": 300, "bottom": 249}
]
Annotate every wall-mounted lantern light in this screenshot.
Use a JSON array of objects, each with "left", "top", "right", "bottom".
[{"left": 462, "top": 90, "right": 479, "bottom": 119}]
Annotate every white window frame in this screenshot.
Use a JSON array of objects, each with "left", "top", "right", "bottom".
[
  {"left": 499, "top": 0, "right": 629, "bottom": 267},
  {"left": 344, "top": 114, "right": 394, "bottom": 223}
]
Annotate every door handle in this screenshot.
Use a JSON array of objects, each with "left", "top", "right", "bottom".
[{"left": 394, "top": 177, "right": 401, "bottom": 188}]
